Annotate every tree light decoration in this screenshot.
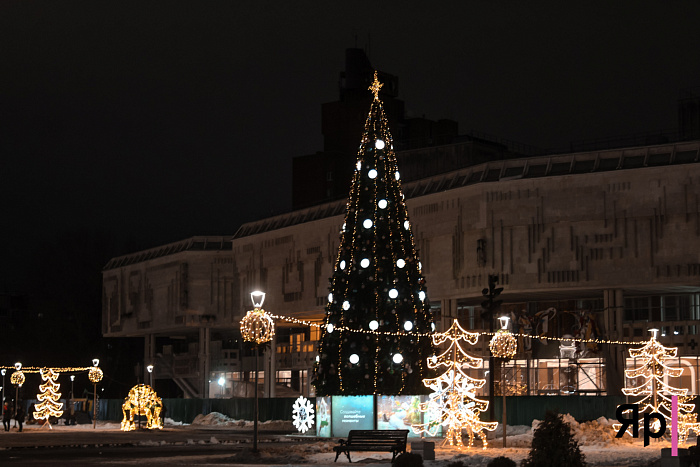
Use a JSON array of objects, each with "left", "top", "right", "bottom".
[
  {"left": 33, "top": 368, "right": 64, "bottom": 427},
  {"left": 412, "top": 319, "right": 498, "bottom": 449},
  {"left": 292, "top": 396, "right": 315, "bottom": 434},
  {"left": 489, "top": 316, "right": 517, "bottom": 359},
  {"left": 613, "top": 329, "right": 700, "bottom": 444},
  {"left": 314, "top": 71, "right": 433, "bottom": 396},
  {"left": 121, "top": 384, "right": 163, "bottom": 431}
]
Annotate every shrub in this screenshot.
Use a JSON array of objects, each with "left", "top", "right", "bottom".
[
  {"left": 393, "top": 451, "right": 423, "bottom": 467},
  {"left": 522, "top": 410, "right": 586, "bottom": 467},
  {"left": 488, "top": 456, "right": 516, "bottom": 467}
]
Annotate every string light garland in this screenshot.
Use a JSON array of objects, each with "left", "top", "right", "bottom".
[
  {"left": 412, "top": 319, "right": 497, "bottom": 449},
  {"left": 269, "top": 313, "right": 645, "bottom": 346},
  {"left": 613, "top": 329, "right": 700, "bottom": 444},
  {"left": 33, "top": 368, "right": 64, "bottom": 428},
  {"left": 121, "top": 384, "right": 163, "bottom": 431},
  {"left": 0, "top": 366, "right": 101, "bottom": 373}
]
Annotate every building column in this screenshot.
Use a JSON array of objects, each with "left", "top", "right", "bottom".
[
  {"left": 603, "top": 289, "right": 625, "bottom": 395},
  {"left": 199, "top": 327, "right": 210, "bottom": 398},
  {"left": 266, "top": 334, "right": 276, "bottom": 398},
  {"left": 144, "top": 333, "right": 155, "bottom": 385}
]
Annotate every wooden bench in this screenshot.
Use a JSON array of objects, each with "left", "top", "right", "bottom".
[{"left": 333, "top": 429, "right": 408, "bottom": 462}]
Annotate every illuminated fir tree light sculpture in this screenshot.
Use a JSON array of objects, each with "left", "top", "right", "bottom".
[
  {"left": 33, "top": 368, "right": 64, "bottom": 428},
  {"left": 313, "top": 71, "right": 434, "bottom": 396},
  {"left": 613, "top": 328, "right": 700, "bottom": 444},
  {"left": 412, "top": 319, "right": 498, "bottom": 449}
]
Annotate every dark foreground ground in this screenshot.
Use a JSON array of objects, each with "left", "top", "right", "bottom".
[{"left": 0, "top": 424, "right": 330, "bottom": 466}]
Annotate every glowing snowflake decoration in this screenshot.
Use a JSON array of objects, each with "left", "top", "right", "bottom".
[{"left": 292, "top": 396, "right": 315, "bottom": 433}]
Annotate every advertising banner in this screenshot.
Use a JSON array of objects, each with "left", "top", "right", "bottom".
[{"left": 331, "top": 395, "right": 374, "bottom": 437}]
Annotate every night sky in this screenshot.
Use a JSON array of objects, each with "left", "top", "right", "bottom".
[{"left": 3, "top": 1, "right": 700, "bottom": 294}]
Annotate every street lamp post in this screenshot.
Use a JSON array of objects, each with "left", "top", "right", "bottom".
[
  {"left": 89, "top": 359, "right": 103, "bottom": 429},
  {"left": 489, "top": 316, "right": 517, "bottom": 449},
  {"left": 1, "top": 368, "right": 6, "bottom": 404},
  {"left": 70, "top": 375, "right": 75, "bottom": 424},
  {"left": 240, "top": 290, "right": 275, "bottom": 453},
  {"left": 147, "top": 365, "right": 154, "bottom": 388}
]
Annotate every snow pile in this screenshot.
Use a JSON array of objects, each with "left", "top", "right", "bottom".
[
  {"left": 530, "top": 414, "right": 633, "bottom": 446},
  {"left": 191, "top": 412, "right": 246, "bottom": 427},
  {"left": 190, "top": 412, "right": 293, "bottom": 430},
  {"left": 164, "top": 417, "right": 185, "bottom": 426}
]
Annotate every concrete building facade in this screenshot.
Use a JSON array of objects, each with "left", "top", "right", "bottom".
[{"left": 102, "top": 139, "right": 700, "bottom": 398}]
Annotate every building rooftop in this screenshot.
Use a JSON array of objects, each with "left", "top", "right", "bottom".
[
  {"left": 234, "top": 140, "right": 700, "bottom": 239},
  {"left": 103, "top": 236, "right": 233, "bottom": 270}
]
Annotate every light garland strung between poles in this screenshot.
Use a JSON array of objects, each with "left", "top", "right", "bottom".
[{"left": 268, "top": 313, "right": 643, "bottom": 346}]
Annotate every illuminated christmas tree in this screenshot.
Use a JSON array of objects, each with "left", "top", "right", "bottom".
[
  {"left": 614, "top": 329, "right": 700, "bottom": 444},
  {"left": 33, "top": 368, "right": 64, "bottom": 427},
  {"left": 412, "top": 319, "right": 498, "bottom": 449},
  {"left": 313, "top": 71, "right": 434, "bottom": 395}
]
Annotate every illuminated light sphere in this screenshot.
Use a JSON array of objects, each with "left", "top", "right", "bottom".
[
  {"left": 356, "top": 161, "right": 361, "bottom": 170},
  {"left": 328, "top": 293, "right": 334, "bottom": 302},
  {"left": 419, "top": 262, "right": 422, "bottom": 270},
  {"left": 375, "top": 139, "right": 385, "bottom": 149},
  {"left": 389, "top": 288, "right": 398, "bottom": 299},
  {"left": 360, "top": 258, "right": 370, "bottom": 268},
  {"left": 419, "top": 291, "right": 426, "bottom": 301},
  {"left": 378, "top": 199, "right": 387, "bottom": 209},
  {"left": 342, "top": 301, "right": 350, "bottom": 310},
  {"left": 404, "top": 221, "right": 410, "bottom": 230},
  {"left": 15, "top": 362, "right": 22, "bottom": 371},
  {"left": 395, "top": 171, "right": 400, "bottom": 180},
  {"left": 368, "top": 169, "right": 378, "bottom": 179},
  {"left": 218, "top": 376, "right": 225, "bottom": 386},
  {"left": 327, "top": 323, "right": 334, "bottom": 333},
  {"left": 431, "top": 322, "right": 436, "bottom": 332},
  {"left": 349, "top": 354, "right": 360, "bottom": 364},
  {"left": 363, "top": 219, "right": 373, "bottom": 229},
  {"left": 393, "top": 353, "right": 403, "bottom": 364},
  {"left": 240, "top": 308, "right": 275, "bottom": 345},
  {"left": 369, "top": 320, "right": 379, "bottom": 331},
  {"left": 489, "top": 331, "right": 517, "bottom": 359},
  {"left": 397, "top": 259, "right": 405, "bottom": 268},
  {"left": 404, "top": 321, "right": 413, "bottom": 331},
  {"left": 89, "top": 367, "right": 104, "bottom": 384},
  {"left": 342, "top": 223, "right": 346, "bottom": 231},
  {"left": 315, "top": 355, "right": 320, "bottom": 362},
  {"left": 10, "top": 371, "right": 25, "bottom": 387},
  {"left": 340, "top": 260, "right": 346, "bottom": 270}
]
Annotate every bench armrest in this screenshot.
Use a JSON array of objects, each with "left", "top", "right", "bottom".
[{"left": 337, "top": 439, "right": 347, "bottom": 446}]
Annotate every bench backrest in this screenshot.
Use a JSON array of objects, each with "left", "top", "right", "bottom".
[{"left": 346, "top": 430, "right": 408, "bottom": 448}]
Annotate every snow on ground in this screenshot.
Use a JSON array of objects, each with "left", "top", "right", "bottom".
[{"left": 11, "top": 413, "right": 686, "bottom": 466}]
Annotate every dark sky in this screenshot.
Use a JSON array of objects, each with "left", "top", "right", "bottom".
[{"left": 2, "top": 1, "right": 700, "bottom": 292}]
